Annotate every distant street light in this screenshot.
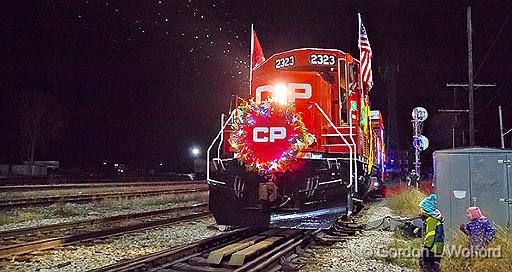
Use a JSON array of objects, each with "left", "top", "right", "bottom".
[{"left": 191, "top": 147, "right": 200, "bottom": 157}]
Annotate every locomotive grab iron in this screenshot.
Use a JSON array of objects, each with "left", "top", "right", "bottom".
[{"left": 207, "top": 47, "right": 385, "bottom": 229}]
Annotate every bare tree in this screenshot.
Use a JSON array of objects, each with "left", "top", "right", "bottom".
[{"left": 19, "top": 91, "right": 65, "bottom": 162}]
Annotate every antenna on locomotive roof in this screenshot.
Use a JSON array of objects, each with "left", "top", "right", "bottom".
[
  {"left": 229, "top": 94, "right": 235, "bottom": 114},
  {"left": 249, "top": 23, "right": 254, "bottom": 96}
]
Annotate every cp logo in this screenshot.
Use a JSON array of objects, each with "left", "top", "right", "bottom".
[
  {"left": 255, "top": 83, "right": 312, "bottom": 103},
  {"left": 253, "top": 127, "right": 286, "bottom": 143}
]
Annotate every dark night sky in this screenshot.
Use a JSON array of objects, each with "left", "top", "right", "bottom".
[{"left": 0, "top": 0, "right": 511, "bottom": 172}]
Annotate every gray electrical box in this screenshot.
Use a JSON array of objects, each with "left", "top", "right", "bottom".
[{"left": 434, "top": 148, "right": 512, "bottom": 236}]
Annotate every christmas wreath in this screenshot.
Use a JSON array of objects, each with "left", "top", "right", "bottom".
[{"left": 229, "top": 99, "right": 314, "bottom": 176}]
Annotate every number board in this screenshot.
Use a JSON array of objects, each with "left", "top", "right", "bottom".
[
  {"left": 275, "top": 56, "right": 295, "bottom": 69},
  {"left": 310, "top": 54, "right": 336, "bottom": 65}
]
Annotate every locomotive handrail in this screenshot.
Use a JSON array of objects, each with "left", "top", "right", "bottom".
[
  {"left": 337, "top": 57, "right": 358, "bottom": 193},
  {"left": 348, "top": 107, "right": 358, "bottom": 193},
  {"left": 217, "top": 113, "right": 225, "bottom": 161},
  {"left": 207, "top": 109, "right": 236, "bottom": 185},
  {"left": 310, "top": 102, "right": 357, "bottom": 191}
]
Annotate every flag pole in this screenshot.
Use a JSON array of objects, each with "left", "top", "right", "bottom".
[
  {"left": 249, "top": 23, "right": 254, "bottom": 96},
  {"left": 357, "top": 13, "right": 363, "bottom": 91}
]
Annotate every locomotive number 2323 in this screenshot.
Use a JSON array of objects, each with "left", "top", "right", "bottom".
[
  {"left": 310, "top": 54, "right": 336, "bottom": 65},
  {"left": 275, "top": 56, "right": 295, "bottom": 69}
]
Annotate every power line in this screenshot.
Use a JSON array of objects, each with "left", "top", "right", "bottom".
[
  {"left": 444, "top": 7, "right": 497, "bottom": 146},
  {"left": 473, "top": 7, "right": 512, "bottom": 80},
  {"left": 475, "top": 66, "right": 512, "bottom": 115}
]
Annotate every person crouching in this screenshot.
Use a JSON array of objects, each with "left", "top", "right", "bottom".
[{"left": 418, "top": 194, "right": 444, "bottom": 272}]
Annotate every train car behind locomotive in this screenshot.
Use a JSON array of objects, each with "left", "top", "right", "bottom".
[{"left": 207, "top": 46, "right": 385, "bottom": 229}]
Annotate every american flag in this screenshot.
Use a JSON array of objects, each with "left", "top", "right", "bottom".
[{"left": 358, "top": 14, "right": 373, "bottom": 91}]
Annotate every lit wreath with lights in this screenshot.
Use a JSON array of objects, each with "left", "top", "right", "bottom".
[{"left": 229, "top": 99, "right": 315, "bottom": 176}]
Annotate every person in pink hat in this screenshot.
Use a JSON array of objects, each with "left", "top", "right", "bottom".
[{"left": 459, "top": 207, "right": 496, "bottom": 249}]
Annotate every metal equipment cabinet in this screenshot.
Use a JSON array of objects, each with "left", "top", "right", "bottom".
[{"left": 434, "top": 148, "right": 512, "bottom": 235}]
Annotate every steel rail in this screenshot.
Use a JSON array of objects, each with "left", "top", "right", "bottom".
[
  {"left": 89, "top": 227, "right": 257, "bottom": 272},
  {"left": 0, "top": 180, "right": 206, "bottom": 192},
  {"left": 0, "top": 206, "right": 210, "bottom": 259},
  {"left": 234, "top": 229, "right": 321, "bottom": 272},
  {"left": 0, "top": 203, "right": 208, "bottom": 242},
  {"left": 0, "top": 188, "right": 208, "bottom": 209},
  {"left": 89, "top": 204, "right": 369, "bottom": 272}
]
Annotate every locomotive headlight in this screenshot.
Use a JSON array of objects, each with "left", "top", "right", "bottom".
[{"left": 273, "top": 83, "right": 288, "bottom": 105}]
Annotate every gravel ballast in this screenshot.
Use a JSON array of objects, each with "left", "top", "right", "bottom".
[
  {"left": 0, "top": 192, "right": 208, "bottom": 231},
  {"left": 1, "top": 200, "right": 416, "bottom": 271},
  {"left": 1, "top": 217, "right": 220, "bottom": 272},
  {"left": 300, "top": 203, "right": 415, "bottom": 272}
]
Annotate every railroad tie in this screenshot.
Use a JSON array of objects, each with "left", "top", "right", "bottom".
[
  {"left": 228, "top": 236, "right": 283, "bottom": 266},
  {"left": 207, "top": 236, "right": 265, "bottom": 265}
]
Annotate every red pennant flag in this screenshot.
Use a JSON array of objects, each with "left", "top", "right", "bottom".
[{"left": 251, "top": 26, "right": 265, "bottom": 70}]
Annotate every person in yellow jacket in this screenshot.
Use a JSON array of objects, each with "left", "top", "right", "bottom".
[{"left": 418, "top": 194, "right": 444, "bottom": 272}]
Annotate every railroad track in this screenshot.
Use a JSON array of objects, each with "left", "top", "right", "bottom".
[
  {"left": 0, "top": 187, "right": 208, "bottom": 209},
  {"left": 0, "top": 180, "right": 206, "bottom": 192},
  {"left": 0, "top": 177, "right": 200, "bottom": 186},
  {"left": 90, "top": 208, "right": 368, "bottom": 272},
  {"left": 0, "top": 203, "right": 210, "bottom": 259}
]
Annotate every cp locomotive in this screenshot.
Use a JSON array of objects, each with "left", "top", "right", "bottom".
[{"left": 207, "top": 47, "right": 385, "bottom": 228}]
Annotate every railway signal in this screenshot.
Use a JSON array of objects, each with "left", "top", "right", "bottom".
[
  {"left": 413, "top": 135, "right": 429, "bottom": 152},
  {"left": 412, "top": 107, "right": 428, "bottom": 122},
  {"left": 411, "top": 107, "right": 429, "bottom": 182}
]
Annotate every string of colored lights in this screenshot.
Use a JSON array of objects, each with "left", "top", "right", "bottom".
[{"left": 229, "top": 99, "right": 314, "bottom": 177}]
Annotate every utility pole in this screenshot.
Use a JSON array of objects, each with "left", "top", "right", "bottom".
[
  {"left": 467, "top": 6, "right": 475, "bottom": 146},
  {"left": 499, "top": 105, "right": 505, "bottom": 148},
  {"left": 446, "top": 6, "right": 495, "bottom": 147},
  {"left": 438, "top": 109, "right": 469, "bottom": 148},
  {"left": 380, "top": 55, "right": 399, "bottom": 153},
  {"left": 499, "top": 105, "right": 512, "bottom": 149}
]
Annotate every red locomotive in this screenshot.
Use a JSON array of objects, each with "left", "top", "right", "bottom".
[{"left": 207, "top": 47, "right": 385, "bottom": 228}]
